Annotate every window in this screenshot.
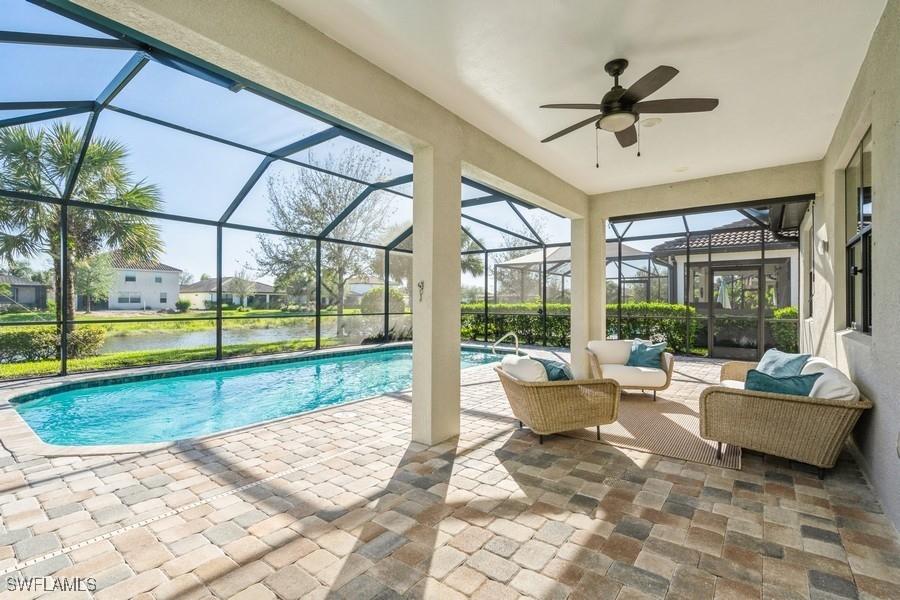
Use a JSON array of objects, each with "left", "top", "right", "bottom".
[
  {"left": 806, "top": 213, "right": 814, "bottom": 318},
  {"left": 117, "top": 292, "right": 141, "bottom": 304},
  {"left": 155, "top": 276, "right": 162, "bottom": 283},
  {"left": 124, "top": 273, "right": 136, "bottom": 282},
  {"left": 160, "top": 292, "right": 167, "bottom": 304},
  {"left": 845, "top": 128, "right": 873, "bottom": 333}
]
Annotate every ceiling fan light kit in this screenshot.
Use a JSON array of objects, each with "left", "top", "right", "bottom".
[
  {"left": 539, "top": 58, "right": 719, "bottom": 151},
  {"left": 598, "top": 111, "right": 636, "bottom": 132}
]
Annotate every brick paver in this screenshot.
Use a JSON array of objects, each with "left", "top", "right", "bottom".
[{"left": 0, "top": 354, "right": 897, "bottom": 598}]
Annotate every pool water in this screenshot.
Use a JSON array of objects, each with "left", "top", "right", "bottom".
[{"left": 15, "top": 348, "right": 498, "bottom": 446}]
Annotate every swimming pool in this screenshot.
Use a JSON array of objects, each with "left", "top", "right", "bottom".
[{"left": 14, "top": 347, "right": 498, "bottom": 446}]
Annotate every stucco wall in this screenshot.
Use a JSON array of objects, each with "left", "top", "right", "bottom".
[
  {"left": 108, "top": 269, "right": 181, "bottom": 310},
  {"left": 806, "top": 0, "right": 900, "bottom": 526}
]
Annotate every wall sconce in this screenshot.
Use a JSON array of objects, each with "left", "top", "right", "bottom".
[{"left": 815, "top": 228, "right": 829, "bottom": 256}]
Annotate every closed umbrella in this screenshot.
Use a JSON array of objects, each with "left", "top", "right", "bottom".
[{"left": 717, "top": 277, "right": 732, "bottom": 309}]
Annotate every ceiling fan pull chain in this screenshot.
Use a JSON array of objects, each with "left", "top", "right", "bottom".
[
  {"left": 637, "top": 121, "right": 642, "bottom": 157},
  {"left": 595, "top": 127, "right": 600, "bottom": 168}
]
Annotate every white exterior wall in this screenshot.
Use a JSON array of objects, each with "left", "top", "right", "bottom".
[
  {"left": 179, "top": 291, "right": 215, "bottom": 310},
  {"left": 804, "top": 0, "right": 900, "bottom": 527},
  {"left": 670, "top": 248, "right": 799, "bottom": 307},
  {"left": 108, "top": 269, "right": 181, "bottom": 310}
]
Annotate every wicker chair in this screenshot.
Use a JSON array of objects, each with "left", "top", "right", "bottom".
[
  {"left": 700, "top": 361, "right": 873, "bottom": 472},
  {"left": 586, "top": 340, "right": 675, "bottom": 400},
  {"left": 494, "top": 367, "right": 620, "bottom": 444}
]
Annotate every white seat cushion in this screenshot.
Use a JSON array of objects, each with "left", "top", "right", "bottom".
[
  {"left": 720, "top": 379, "right": 745, "bottom": 390},
  {"left": 500, "top": 354, "right": 548, "bottom": 382},
  {"left": 809, "top": 367, "right": 860, "bottom": 402},
  {"left": 801, "top": 357, "right": 834, "bottom": 375},
  {"left": 587, "top": 340, "right": 633, "bottom": 365},
  {"left": 599, "top": 364, "right": 667, "bottom": 388}
]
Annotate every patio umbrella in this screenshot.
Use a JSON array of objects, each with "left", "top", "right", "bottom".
[{"left": 717, "top": 277, "right": 732, "bottom": 309}]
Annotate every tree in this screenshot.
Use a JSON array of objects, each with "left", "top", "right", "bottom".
[
  {"left": 179, "top": 271, "right": 194, "bottom": 285},
  {"left": 225, "top": 268, "right": 255, "bottom": 307},
  {"left": 199, "top": 273, "right": 212, "bottom": 281},
  {"left": 74, "top": 253, "right": 113, "bottom": 312},
  {"left": 0, "top": 122, "right": 162, "bottom": 328},
  {"left": 254, "top": 148, "right": 392, "bottom": 328},
  {"left": 372, "top": 232, "right": 485, "bottom": 309}
]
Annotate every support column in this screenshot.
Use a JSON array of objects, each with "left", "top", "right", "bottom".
[
  {"left": 412, "top": 145, "right": 462, "bottom": 445},
  {"left": 571, "top": 212, "right": 608, "bottom": 378},
  {"left": 569, "top": 217, "right": 593, "bottom": 379}
]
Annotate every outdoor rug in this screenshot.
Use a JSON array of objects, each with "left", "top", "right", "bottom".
[{"left": 563, "top": 392, "right": 742, "bottom": 469}]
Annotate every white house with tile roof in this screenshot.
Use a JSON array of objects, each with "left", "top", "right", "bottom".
[{"left": 107, "top": 251, "right": 182, "bottom": 311}]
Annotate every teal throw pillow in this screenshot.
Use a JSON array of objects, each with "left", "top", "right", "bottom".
[
  {"left": 533, "top": 357, "right": 573, "bottom": 381},
  {"left": 756, "top": 348, "right": 810, "bottom": 377},
  {"left": 745, "top": 369, "right": 822, "bottom": 396},
  {"left": 626, "top": 340, "right": 666, "bottom": 369}
]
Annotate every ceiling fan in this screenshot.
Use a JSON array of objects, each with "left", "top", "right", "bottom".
[{"left": 540, "top": 58, "right": 719, "bottom": 148}]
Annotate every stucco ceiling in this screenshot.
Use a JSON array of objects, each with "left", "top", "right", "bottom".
[{"left": 274, "top": 0, "right": 886, "bottom": 195}]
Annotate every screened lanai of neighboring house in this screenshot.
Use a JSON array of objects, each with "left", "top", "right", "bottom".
[{"left": 0, "top": 0, "right": 575, "bottom": 379}]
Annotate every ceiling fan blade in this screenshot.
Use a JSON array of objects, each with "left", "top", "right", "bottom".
[
  {"left": 539, "top": 103, "right": 604, "bottom": 109},
  {"left": 621, "top": 65, "right": 678, "bottom": 104},
  {"left": 541, "top": 114, "right": 601, "bottom": 143},
  {"left": 615, "top": 125, "right": 637, "bottom": 148},
  {"left": 633, "top": 98, "right": 719, "bottom": 113}
]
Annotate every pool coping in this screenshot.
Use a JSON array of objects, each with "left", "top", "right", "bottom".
[{"left": 0, "top": 342, "right": 505, "bottom": 457}]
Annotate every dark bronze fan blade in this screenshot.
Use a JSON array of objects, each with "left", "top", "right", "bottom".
[
  {"left": 541, "top": 114, "right": 601, "bottom": 143},
  {"left": 633, "top": 98, "right": 719, "bottom": 113},
  {"left": 621, "top": 65, "right": 678, "bottom": 104},
  {"left": 615, "top": 125, "right": 637, "bottom": 148},
  {"left": 539, "top": 103, "right": 604, "bottom": 109}
]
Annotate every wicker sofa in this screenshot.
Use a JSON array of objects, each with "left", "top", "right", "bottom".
[
  {"left": 700, "top": 361, "right": 873, "bottom": 471},
  {"left": 494, "top": 367, "right": 620, "bottom": 444},
  {"left": 586, "top": 340, "right": 674, "bottom": 400}
]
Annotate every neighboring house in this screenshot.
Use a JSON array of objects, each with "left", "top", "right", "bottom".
[
  {"left": 108, "top": 251, "right": 182, "bottom": 311},
  {"left": 343, "top": 277, "right": 385, "bottom": 306},
  {"left": 0, "top": 274, "right": 48, "bottom": 310},
  {"left": 650, "top": 219, "right": 799, "bottom": 309},
  {"left": 179, "top": 278, "right": 287, "bottom": 309}
]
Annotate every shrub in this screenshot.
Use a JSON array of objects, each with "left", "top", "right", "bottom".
[
  {"left": 460, "top": 303, "right": 572, "bottom": 347},
  {"left": 459, "top": 301, "right": 698, "bottom": 352},
  {"left": 0, "top": 325, "right": 105, "bottom": 363},
  {"left": 606, "top": 302, "right": 698, "bottom": 353},
  {"left": 360, "top": 287, "right": 405, "bottom": 314},
  {"left": 175, "top": 299, "right": 191, "bottom": 312},
  {"left": 769, "top": 306, "right": 799, "bottom": 352}
]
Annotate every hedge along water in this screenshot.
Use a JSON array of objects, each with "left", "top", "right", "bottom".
[{"left": 0, "top": 326, "right": 106, "bottom": 363}]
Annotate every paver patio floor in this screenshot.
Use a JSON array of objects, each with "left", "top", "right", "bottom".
[{"left": 0, "top": 355, "right": 898, "bottom": 599}]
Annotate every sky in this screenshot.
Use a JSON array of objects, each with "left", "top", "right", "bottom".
[{"left": 4, "top": 1, "right": 744, "bottom": 290}]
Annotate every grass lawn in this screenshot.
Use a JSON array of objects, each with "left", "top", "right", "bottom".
[
  {"left": 0, "top": 337, "right": 345, "bottom": 379},
  {"left": 0, "top": 308, "right": 362, "bottom": 334}
]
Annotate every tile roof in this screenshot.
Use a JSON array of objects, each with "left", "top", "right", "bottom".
[
  {"left": 109, "top": 250, "right": 181, "bottom": 272},
  {"left": 179, "top": 277, "right": 278, "bottom": 294},
  {"left": 651, "top": 219, "right": 798, "bottom": 254},
  {"left": 0, "top": 274, "right": 46, "bottom": 287}
]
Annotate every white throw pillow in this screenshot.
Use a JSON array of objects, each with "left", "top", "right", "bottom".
[
  {"left": 809, "top": 367, "right": 860, "bottom": 402},
  {"left": 801, "top": 357, "right": 834, "bottom": 375},
  {"left": 500, "top": 354, "right": 548, "bottom": 382}
]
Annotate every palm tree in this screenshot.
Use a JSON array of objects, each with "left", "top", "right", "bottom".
[{"left": 0, "top": 121, "right": 163, "bottom": 326}]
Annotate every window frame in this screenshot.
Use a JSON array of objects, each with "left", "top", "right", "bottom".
[{"left": 844, "top": 127, "right": 873, "bottom": 334}]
